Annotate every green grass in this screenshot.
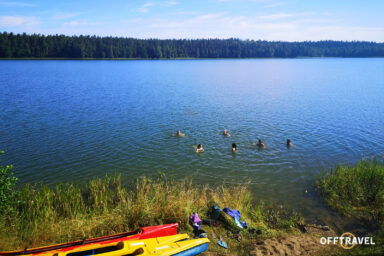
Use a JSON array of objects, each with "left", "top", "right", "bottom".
[
  {"left": 0, "top": 152, "right": 303, "bottom": 254},
  {"left": 317, "top": 158, "right": 384, "bottom": 223},
  {"left": 0, "top": 173, "right": 302, "bottom": 253},
  {"left": 317, "top": 158, "right": 384, "bottom": 255}
]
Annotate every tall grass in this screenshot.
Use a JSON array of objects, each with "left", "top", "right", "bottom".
[
  {"left": 317, "top": 158, "right": 384, "bottom": 223},
  {"left": 0, "top": 174, "right": 270, "bottom": 251}
]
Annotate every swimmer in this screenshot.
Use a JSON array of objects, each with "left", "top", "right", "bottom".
[
  {"left": 286, "top": 139, "right": 292, "bottom": 147},
  {"left": 257, "top": 139, "right": 266, "bottom": 148},
  {"left": 176, "top": 130, "right": 185, "bottom": 137},
  {"left": 196, "top": 144, "right": 204, "bottom": 153},
  {"left": 223, "top": 128, "right": 231, "bottom": 137},
  {"left": 232, "top": 143, "right": 237, "bottom": 152}
]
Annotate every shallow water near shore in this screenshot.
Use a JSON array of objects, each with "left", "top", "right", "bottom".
[{"left": 1, "top": 59, "right": 384, "bottom": 233}]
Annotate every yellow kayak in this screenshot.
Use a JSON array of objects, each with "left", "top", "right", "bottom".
[
  {"left": 22, "top": 234, "right": 209, "bottom": 256},
  {"left": 0, "top": 224, "right": 179, "bottom": 256}
]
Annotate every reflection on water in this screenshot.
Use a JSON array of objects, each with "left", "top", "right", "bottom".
[{"left": 1, "top": 59, "right": 384, "bottom": 232}]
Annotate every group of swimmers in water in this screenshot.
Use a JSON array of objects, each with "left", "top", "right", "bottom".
[{"left": 175, "top": 129, "right": 292, "bottom": 153}]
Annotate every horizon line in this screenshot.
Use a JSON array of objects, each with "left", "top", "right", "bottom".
[{"left": 1, "top": 31, "right": 383, "bottom": 44}]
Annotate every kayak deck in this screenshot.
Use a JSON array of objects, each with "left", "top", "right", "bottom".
[
  {"left": 0, "top": 223, "right": 178, "bottom": 256},
  {"left": 49, "top": 234, "right": 209, "bottom": 256}
]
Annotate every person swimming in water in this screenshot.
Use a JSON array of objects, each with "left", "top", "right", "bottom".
[
  {"left": 286, "top": 139, "right": 292, "bottom": 147},
  {"left": 257, "top": 139, "right": 266, "bottom": 148},
  {"left": 196, "top": 144, "right": 204, "bottom": 153},
  {"left": 223, "top": 128, "right": 231, "bottom": 137},
  {"left": 232, "top": 143, "right": 237, "bottom": 152},
  {"left": 176, "top": 130, "right": 185, "bottom": 137}
]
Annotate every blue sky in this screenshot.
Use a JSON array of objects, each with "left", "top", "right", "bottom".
[{"left": 0, "top": 0, "right": 383, "bottom": 41}]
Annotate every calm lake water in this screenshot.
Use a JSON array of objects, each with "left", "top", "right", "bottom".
[{"left": 1, "top": 59, "right": 384, "bottom": 232}]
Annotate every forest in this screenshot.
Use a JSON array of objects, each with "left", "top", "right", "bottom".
[{"left": 1, "top": 32, "right": 384, "bottom": 58}]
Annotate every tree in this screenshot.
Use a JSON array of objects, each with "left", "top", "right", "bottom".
[{"left": 1, "top": 32, "right": 384, "bottom": 59}]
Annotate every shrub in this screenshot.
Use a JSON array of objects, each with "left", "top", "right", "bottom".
[
  {"left": 0, "top": 150, "right": 18, "bottom": 215},
  {"left": 317, "top": 158, "right": 384, "bottom": 223}
]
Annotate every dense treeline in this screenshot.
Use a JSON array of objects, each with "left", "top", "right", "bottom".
[{"left": 1, "top": 32, "right": 384, "bottom": 58}]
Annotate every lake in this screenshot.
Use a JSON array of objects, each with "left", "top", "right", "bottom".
[{"left": 1, "top": 59, "right": 384, "bottom": 232}]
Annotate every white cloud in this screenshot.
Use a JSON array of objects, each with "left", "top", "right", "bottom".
[
  {"left": 138, "top": 3, "right": 155, "bottom": 13},
  {"left": 0, "top": 16, "right": 39, "bottom": 27},
  {"left": 165, "top": 1, "right": 180, "bottom": 6},
  {"left": 63, "top": 20, "right": 108, "bottom": 27},
  {"left": 52, "top": 13, "right": 79, "bottom": 20},
  {"left": 110, "top": 13, "right": 384, "bottom": 42},
  {"left": 125, "top": 13, "right": 295, "bottom": 39},
  {"left": 136, "top": 1, "right": 180, "bottom": 13},
  {"left": 169, "top": 11, "right": 200, "bottom": 16},
  {"left": 8, "top": 10, "right": 382, "bottom": 42},
  {"left": 301, "top": 25, "right": 384, "bottom": 42},
  {"left": 259, "top": 13, "right": 293, "bottom": 20},
  {"left": 0, "top": 1, "right": 36, "bottom": 7},
  {"left": 264, "top": 2, "right": 286, "bottom": 8}
]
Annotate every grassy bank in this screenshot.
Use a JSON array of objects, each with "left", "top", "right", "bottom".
[
  {"left": 0, "top": 168, "right": 303, "bottom": 253},
  {"left": 3, "top": 155, "right": 384, "bottom": 254},
  {"left": 317, "top": 158, "right": 384, "bottom": 255},
  {"left": 317, "top": 158, "right": 384, "bottom": 223}
]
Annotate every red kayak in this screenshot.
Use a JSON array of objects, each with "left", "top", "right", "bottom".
[{"left": 0, "top": 223, "right": 178, "bottom": 256}]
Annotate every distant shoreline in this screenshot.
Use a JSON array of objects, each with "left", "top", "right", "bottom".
[
  {"left": 2, "top": 32, "right": 384, "bottom": 59},
  {"left": 1, "top": 56, "right": 384, "bottom": 60}
]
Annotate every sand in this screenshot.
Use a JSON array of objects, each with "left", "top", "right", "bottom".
[{"left": 204, "top": 224, "right": 342, "bottom": 256}]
